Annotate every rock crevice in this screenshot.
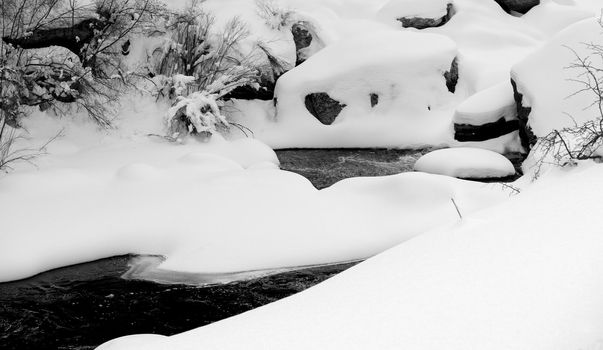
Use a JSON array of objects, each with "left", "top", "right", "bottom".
[
  {"left": 511, "top": 78, "right": 537, "bottom": 151},
  {"left": 444, "top": 57, "right": 459, "bottom": 93},
  {"left": 454, "top": 117, "right": 520, "bottom": 142}
]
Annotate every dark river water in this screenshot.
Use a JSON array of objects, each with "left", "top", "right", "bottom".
[
  {"left": 0, "top": 148, "right": 521, "bottom": 350},
  {"left": 0, "top": 255, "right": 358, "bottom": 350}
]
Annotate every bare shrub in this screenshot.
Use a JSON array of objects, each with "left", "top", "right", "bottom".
[{"left": 529, "top": 19, "right": 603, "bottom": 178}]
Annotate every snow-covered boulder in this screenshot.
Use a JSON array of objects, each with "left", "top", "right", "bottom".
[
  {"left": 274, "top": 30, "right": 458, "bottom": 134},
  {"left": 453, "top": 81, "right": 519, "bottom": 142},
  {"left": 376, "top": 0, "right": 454, "bottom": 29},
  {"left": 511, "top": 18, "right": 602, "bottom": 148},
  {"left": 414, "top": 147, "right": 516, "bottom": 178}
]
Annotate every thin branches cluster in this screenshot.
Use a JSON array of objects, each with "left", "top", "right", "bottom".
[
  {"left": 530, "top": 19, "right": 603, "bottom": 177},
  {"left": 1, "top": 0, "right": 164, "bottom": 170}
]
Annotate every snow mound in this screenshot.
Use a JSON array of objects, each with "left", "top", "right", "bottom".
[
  {"left": 522, "top": 0, "right": 594, "bottom": 36},
  {"left": 98, "top": 163, "right": 603, "bottom": 350},
  {"left": 414, "top": 147, "right": 516, "bottom": 178},
  {"left": 453, "top": 81, "right": 517, "bottom": 125},
  {"left": 0, "top": 138, "right": 508, "bottom": 282},
  {"left": 511, "top": 18, "right": 602, "bottom": 137}
]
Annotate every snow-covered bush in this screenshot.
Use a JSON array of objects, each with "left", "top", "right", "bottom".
[
  {"left": 156, "top": 2, "right": 282, "bottom": 138},
  {"left": 166, "top": 91, "right": 229, "bottom": 139}
]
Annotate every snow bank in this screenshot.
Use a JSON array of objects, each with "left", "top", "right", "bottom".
[
  {"left": 98, "top": 162, "right": 603, "bottom": 350},
  {"left": 0, "top": 147, "right": 506, "bottom": 282},
  {"left": 511, "top": 18, "right": 603, "bottom": 137},
  {"left": 414, "top": 147, "right": 516, "bottom": 178}
]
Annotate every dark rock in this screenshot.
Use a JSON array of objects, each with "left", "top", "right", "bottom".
[
  {"left": 370, "top": 93, "right": 379, "bottom": 107},
  {"left": 304, "top": 93, "right": 346, "bottom": 125},
  {"left": 494, "top": 0, "right": 540, "bottom": 14},
  {"left": 292, "top": 22, "right": 313, "bottom": 65},
  {"left": 454, "top": 117, "right": 520, "bottom": 142},
  {"left": 511, "top": 78, "right": 537, "bottom": 151},
  {"left": 2, "top": 18, "right": 106, "bottom": 66},
  {"left": 398, "top": 3, "right": 454, "bottom": 29},
  {"left": 444, "top": 57, "right": 459, "bottom": 93},
  {"left": 222, "top": 84, "right": 274, "bottom": 101}
]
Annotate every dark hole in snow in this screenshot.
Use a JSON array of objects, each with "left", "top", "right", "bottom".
[
  {"left": 370, "top": 93, "right": 379, "bottom": 107},
  {"left": 304, "top": 93, "right": 346, "bottom": 125}
]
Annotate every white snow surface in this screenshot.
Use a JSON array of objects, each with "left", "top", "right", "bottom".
[
  {"left": 98, "top": 162, "right": 603, "bottom": 350},
  {"left": 376, "top": 0, "right": 451, "bottom": 24},
  {"left": 0, "top": 105, "right": 509, "bottom": 283},
  {"left": 414, "top": 147, "right": 516, "bottom": 179}
]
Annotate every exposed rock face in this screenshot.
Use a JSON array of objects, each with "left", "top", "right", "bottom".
[
  {"left": 494, "top": 0, "right": 540, "bottom": 14},
  {"left": 304, "top": 93, "right": 346, "bottom": 125},
  {"left": 292, "top": 22, "right": 313, "bottom": 65},
  {"left": 511, "top": 79, "right": 537, "bottom": 151},
  {"left": 454, "top": 117, "right": 520, "bottom": 142},
  {"left": 444, "top": 57, "right": 459, "bottom": 93},
  {"left": 398, "top": 3, "right": 454, "bottom": 30}
]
